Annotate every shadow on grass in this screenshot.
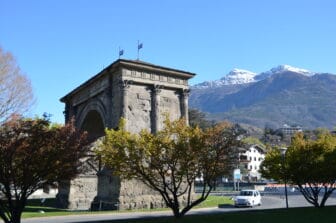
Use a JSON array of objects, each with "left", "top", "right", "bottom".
[
  {"left": 67, "top": 216, "right": 181, "bottom": 223},
  {"left": 66, "top": 206, "right": 336, "bottom": 223}
]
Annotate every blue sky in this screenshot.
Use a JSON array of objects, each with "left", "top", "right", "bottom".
[{"left": 1, "top": 0, "right": 336, "bottom": 123}]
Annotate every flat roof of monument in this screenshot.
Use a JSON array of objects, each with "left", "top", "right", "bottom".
[{"left": 60, "top": 59, "right": 196, "bottom": 102}]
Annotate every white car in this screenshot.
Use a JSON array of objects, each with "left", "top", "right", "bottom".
[{"left": 234, "top": 189, "right": 261, "bottom": 207}]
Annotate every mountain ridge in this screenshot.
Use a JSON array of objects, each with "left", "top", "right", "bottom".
[
  {"left": 189, "top": 66, "right": 336, "bottom": 129},
  {"left": 193, "top": 65, "right": 318, "bottom": 89}
]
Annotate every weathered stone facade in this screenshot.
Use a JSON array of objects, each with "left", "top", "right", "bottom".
[{"left": 57, "top": 59, "right": 195, "bottom": 210}]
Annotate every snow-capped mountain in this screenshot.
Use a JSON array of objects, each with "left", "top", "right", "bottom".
[
  {"left": 193, "top": 68, "right": 256, "bottom": 88},
  {"left": 193, "top": 65, "right": 316, "bottom": 89},
  {"left": 222, "top": 69, "right": 257, "bottom": 85},
  {"left": 189, "top": 66, "right": 336, "bottom": 129},
  {"left": 254, "top": 65, "right": 315, "bottom": 81},
  {"left": 271, "top": 64, "right": 314, "bottom": 75}
]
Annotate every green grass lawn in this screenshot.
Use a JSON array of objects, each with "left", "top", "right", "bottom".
[
  {"left": 195, "top": 195, "right": 233, "bottom": 208},
  {"left": 22, "top": 197, "right": 336, "bottom": 223},
  {"left": 22, "top": 198, "right": 88, "bottom": 218},
  {"left": 22, "top": 196, "right": 232, "bottom": 218}
]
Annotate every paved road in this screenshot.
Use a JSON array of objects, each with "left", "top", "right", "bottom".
[{"left": 21, "top": 194, "right": 336, "bottom": 223}]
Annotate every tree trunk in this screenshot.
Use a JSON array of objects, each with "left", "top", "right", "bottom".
[
  {"left": 297, "top": 184, "right": 320, "bottom": 207},
  {"left": 10, "top": 209, "right": 22, "bottom": 223},
  {"left": 320, "top": 189, "right": 333, "bottom": 207},
  {"left": 172, "top": 206, "right": 183, "bottom": 218}
]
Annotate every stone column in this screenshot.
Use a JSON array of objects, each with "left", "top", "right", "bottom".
[
  {"left": 151, "top": 85, "right": 162, "bottom": 133},
  {"left": 181, "top": 89, "right": 190, "bottom": 126},
  {"left": 119, "top": 80, "right": 131, "bottom": 123}
]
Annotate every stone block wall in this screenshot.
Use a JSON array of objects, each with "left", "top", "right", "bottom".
[
  {"left": 57, "top": 175, "right": 98, "bottom": 210},
  {"left": 118, "top": 179, "right": 165, "bottom": 210},
  {"left": 126, "top": 84, "right": 152, "bottom": 133}
]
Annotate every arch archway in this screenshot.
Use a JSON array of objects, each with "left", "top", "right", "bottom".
[{"left": 80, "top": 110, "right": 105, "bottom": 142}]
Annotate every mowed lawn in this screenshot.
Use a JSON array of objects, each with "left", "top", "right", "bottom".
[
  {"left": 22, "top": 197, "right": 336, "bottom": 223},
  {"left": 22, "top": 196, "right": 232, "bottom": 218}
]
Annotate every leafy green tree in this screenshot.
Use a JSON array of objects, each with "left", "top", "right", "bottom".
[
  {"left": 259, "top": 149, "right": 284, "bottom": 181},
  {"left": 0, "top": 116, "right": 88, "bottom": 223},
  {"left": 188, "top": 109, "right": 214, "bottom": 129},
  {"left": 242, "top": 136, "right": 264, "bottom": 147},
  {"left": 261, "top": 132, "right": 336, "bottom": 207},
  {"left": 97, "top": 118, "right": 241, "bottom": 218}
]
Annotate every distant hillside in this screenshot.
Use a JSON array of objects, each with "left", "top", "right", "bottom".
[{"left": 189, "top": 65, "right": 336, "bottom": 129}]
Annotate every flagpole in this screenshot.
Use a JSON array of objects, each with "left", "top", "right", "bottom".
[
  {"left": 137, "top": 40, "right": 139, "bottom": 60},
  {"left": 119, "top": 47, "right": 121, "bottom": 59},
  {"left": 137, "top": 41, "right": 143, "bottom": 60}
]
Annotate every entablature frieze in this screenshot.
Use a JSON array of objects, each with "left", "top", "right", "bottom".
[
  {"left": 122, "top": 68, "right": 188, "bottom": 87},
  {"left": 120, "top": 79, "right": 189, "bottom": 95}
]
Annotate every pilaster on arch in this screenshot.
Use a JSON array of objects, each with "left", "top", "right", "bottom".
[
  {"left": 181, "top": 88, "right": 190, "bottom": 126},
  {"left": 151, "top": 84, "right": 164, "bottom": 133},
  {"left": 119, "top": 80, "right": 133, "bottom": 121}
]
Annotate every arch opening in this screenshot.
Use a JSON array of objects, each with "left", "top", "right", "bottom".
[{"left": 80, "top": 110, "right": 105, "bottom": 142}]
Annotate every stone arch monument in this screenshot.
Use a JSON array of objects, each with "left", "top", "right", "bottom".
[{"left": 57, "top": 59, "right": 195, "bottom": 210}]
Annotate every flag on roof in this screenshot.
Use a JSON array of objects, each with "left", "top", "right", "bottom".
[
  {"left": 119, "top": 49, "right": 124, "bottom": 56},
  {"left": 138, "top": 42, "right": 143, "bottom": 50}
]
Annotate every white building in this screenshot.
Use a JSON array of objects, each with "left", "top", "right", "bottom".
[
  {"left": 239, "top": 144, "right": 266, "bottom": 181},
  {"left": 280, "top": 124, "right": 303, "bottom": 137}
]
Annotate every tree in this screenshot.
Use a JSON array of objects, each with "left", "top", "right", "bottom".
[
  {"left": 261, "top": 132, "right": 336, "bottom": 207},
  {"left": 242, "top": 136, "right": 264, "bottom": 147},
  {"left": 97, "top": 118, "right": 242, "bottom": 218},
  {"left": 0, "top": 116, "right": 88, "bottom": 223},
  {"left": 188, "top": 109, "right": 215, "bottom": 129},
  {"left": 0, "top": 47, "right": 34, "bottom": 122}
]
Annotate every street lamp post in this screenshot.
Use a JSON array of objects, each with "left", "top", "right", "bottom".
[{"left": 280, "top": 147, "right": 289, "bottom": 209}]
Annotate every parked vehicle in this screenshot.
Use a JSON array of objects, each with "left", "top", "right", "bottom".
[{"left": 234, "top": 189, "right": 261, "bottom": 207}]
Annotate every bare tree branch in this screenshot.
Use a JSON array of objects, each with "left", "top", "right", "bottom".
[{"left": 0, "top": 47, "right": 34, "bottom": 122}]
